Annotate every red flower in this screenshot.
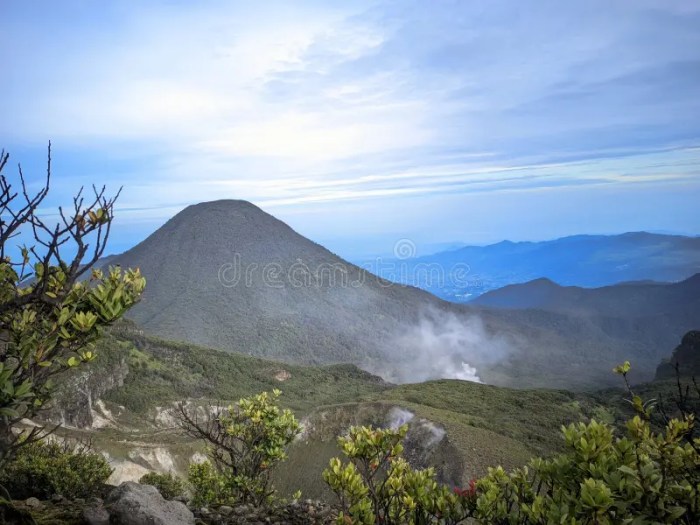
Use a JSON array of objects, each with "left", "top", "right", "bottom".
[{"left": 453, "top": 479, "right": 478, "bottom": 499}]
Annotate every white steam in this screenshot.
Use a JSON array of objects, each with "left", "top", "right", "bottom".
[
  {"left": 373, "top": 309, "right": 511, "bottom": 384},
  {"left": 420, "top": 421, "right": 446, "bottom": 447},
  {"left": 387, "top": 407, "right": 415, "bottom": 429},
  {"left": 386, "top": 407, "right": 446, "bottom": 447},
  {"left": 452, "top": 362, "right": 481, "bottom": 382}
]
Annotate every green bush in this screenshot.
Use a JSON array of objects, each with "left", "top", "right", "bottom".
[
  {"left": 471, "top": 363, "right": 700, "bottom": 524},
  {"left": 139, "top": 472, "right": 186, "bottom": 500},
  {"left": 474, "top": 414, "right": 699, "bottom": 524},
  {"left": 0, "top": 440, "right": 112, "bottom": 499},
  {"left": 323, "top": 362, "right": 700, "bottom": 524},
  {"left": 323, "top": 424, "right": 474, "bottom": 524},
  {"left": 187, "top": 460, "right": 235, "bottom": 508},
  {"left": 0, "top": 173, "right": 145, "bottom": 467},
  {"left": 182, "top": 390, "right": 301, "bottom": 507}
]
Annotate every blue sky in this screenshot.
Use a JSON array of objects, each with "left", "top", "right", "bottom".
[{"left": 1, "top": 0, "right": 699, "bottom": 259}]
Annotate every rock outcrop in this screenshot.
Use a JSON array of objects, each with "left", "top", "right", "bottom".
[
  {"left": 104, "top": 482, "right": 195, "bottom": 525},
  {"left": 44, "top": 354, "right": 129, "bottom": 428},
  {"left": 192, "top": 500, "right": 336, "bottom": 524}
]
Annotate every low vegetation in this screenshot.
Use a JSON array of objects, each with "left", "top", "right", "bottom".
[
  {"left": 0, "top": 440, "right": 112, "bottom": 500},
  {"left": 322, "top": 362, "right": 700, "bottom": 524},
  {"left": 324, "top": 424, "right": 475, "bottom": 524},
  {"left": 139, "top": 472, "right": 186, "bottom": 500},
  {"left": 0, "top": 146, "right": 144, "bottom": 470},
  {"left": 100, "top": 322, "right": 388, "bottom": 415},
  {"left": 180, "top": 390, "right": 301, "bottom": 507},
  {"left": 3, "top": 359, "right": 699, "bottom": 524}
]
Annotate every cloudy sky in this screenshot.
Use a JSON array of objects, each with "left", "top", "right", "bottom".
[{"left": 2, "top": 0, "right": 699, "bottom": 258}]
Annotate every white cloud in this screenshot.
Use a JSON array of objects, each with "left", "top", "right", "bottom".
[
  {"left": 2, "top": 0, "right": 699, "bottom": 250},
  {"left": 6, "top": 1, "right": 419, "bottom": 163}
]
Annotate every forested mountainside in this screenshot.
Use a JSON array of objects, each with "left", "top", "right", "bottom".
[{"left": 105, "top": 200, "right": 699, "bottom": 389}]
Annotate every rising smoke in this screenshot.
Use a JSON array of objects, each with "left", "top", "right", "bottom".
[
  {"left": 371, "top": 309, "right": 512, "bottom": 384},
  {"left": 387, "top": 407, "right": 415, "bottom": 429},
  {"left": 386, "top": 407, "right": 446, "bottom": 447}
]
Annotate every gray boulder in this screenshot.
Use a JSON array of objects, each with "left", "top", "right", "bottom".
[
  {"left": 106, "top": 482, "right": 194, "bottom": 525},
  {"left": 82, "top": 503, "right": 110, "bottom": 525}
]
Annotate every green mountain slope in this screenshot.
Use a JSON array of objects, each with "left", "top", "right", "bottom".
[
  {"left": 102, "top": 200, "right": 694, "bottom": 388},
  {"left": 45, "top": 324, "right": 619, "bottom": 498}
]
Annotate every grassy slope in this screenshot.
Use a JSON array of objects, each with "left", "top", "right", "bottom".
[
  {"left": 51, "top": 324, "right": 624, "bottom": 497},
  {"left": 96, "top": 325, "right": 609, "bottom": 453},
  {"left": 101, "top": 324, "right": 388, "bottom": 414},
  {"left": 373, "top": 380, "right": 607, "bottom": 456}
]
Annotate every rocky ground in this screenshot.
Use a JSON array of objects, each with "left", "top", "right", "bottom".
[{"left": 7, "top": 482, "right": 338, "bottom": 525}]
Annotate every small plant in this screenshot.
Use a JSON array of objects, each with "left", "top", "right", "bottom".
[
  {"left": 187, "top": 460, "right": 232, "bottom": 508},
  {"left": 179, "top": 390, "right": 301, "bottom": 507},
  {"left": 0, "top": 439, "right": 112, "bottom": 500},
  {"left": 139, "top": 471, "right": 185, "bottom": 500},
  {"left": 472, "top": 362, "right": 700, "bottom": 524},
  {"left": 0, "top": 145, "right": 145, "bottom": 471},
  {"left": 323, "top": 424, "right": 475, "bottom": 524},
  {"left": 323, "top": 360, "right": 700, "bottom": 524}
]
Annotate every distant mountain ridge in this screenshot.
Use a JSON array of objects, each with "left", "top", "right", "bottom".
[
  {"left": 382, "top": 232, "right": 700, "bottom": 302},
  {"left": 104, "top": 200, "right": 700, "bottom": 390},
  {"left": 471, "top": 274, "right": 700, "bottom": 318}
]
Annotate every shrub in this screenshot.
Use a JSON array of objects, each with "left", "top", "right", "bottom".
[
  {"left": 180, "top": 390, "right": 301, "bottom": 507},
  {"left": 0, "top": 440, "right": 112, "bottom": 499},
  {"left": 187, "top": 460, "right": 234, "bottom": 508},
  {"left": 472, "top": 362, "right": 700, "bottom": 524},
  {"left": 0, "top": 145, "right": 145, "bottom": 469},
  {"left": 323, "top": 362, "right": 700, "bottom": 524},
  {"left": 323, "top": 425, "right": 475, "bottom": 524},
  {"left": 139, "top": 472, "right": 186, "bottom": 500}
]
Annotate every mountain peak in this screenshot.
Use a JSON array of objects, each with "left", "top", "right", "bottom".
[
  {"left": 176, "top": 199, "right": 268, "bottom": 220},
  {"left": 526, "top": 277, "right": 560, "bottom": 287},
  {"left": 185, "top": 199, "right": 261, "bottom": 211},
  {"left": 153, "top": 199, "right": 293, "bottom": 243}
]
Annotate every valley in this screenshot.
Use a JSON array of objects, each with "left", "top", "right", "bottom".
[{"left": 44, "top": 321, "right": 626, "bottom": 498}]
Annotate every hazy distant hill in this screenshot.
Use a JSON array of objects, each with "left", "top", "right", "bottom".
[
  {"left": 471, "top": 274, "right": 700, "bottom": 318},
  {"left": 383, "top": 232, "right": 700, "bottom": 302},
  {"left": 105, "top": 200, "right": 698, "bottom": 389},
  {"left": 471, "top": 277, "right": 700, "bottom": 385}
]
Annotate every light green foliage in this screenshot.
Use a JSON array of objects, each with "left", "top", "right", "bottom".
[
  {"left": 184, "top": 390, "right": 301, "bottom": 507},
  {"left": 0, "top": 440, "right": 112, "bottom": 499},
  {"left": 473, "top": 362, "right": 700, "bottom": 524},
  {"left": 325, "top": 361, "right": 700, "bottom": 524},
  {"left": 323, "top": 425, "right": 474, "bottom": 524},
  {"left": 0, "top": 146, "right": 145, "bottom": 470},
  {"left": 139, "top": 471, "right": 186, "bottom": 500},
  {"left": 474, "top": 416, "right": 699, "bottom": 523},
  {"left": 0, "top": 265, "right": 145, "bottom": 416},
  {"left": 188, "top": 461, "right": 233, "bottom": 508},
  {"left": 0, "top": 264, "right": 145, "bottom": 464}
]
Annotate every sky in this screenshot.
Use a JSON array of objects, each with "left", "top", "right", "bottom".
[{"left": 1, "top": 0, "right": 699, "bottom": 259}]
